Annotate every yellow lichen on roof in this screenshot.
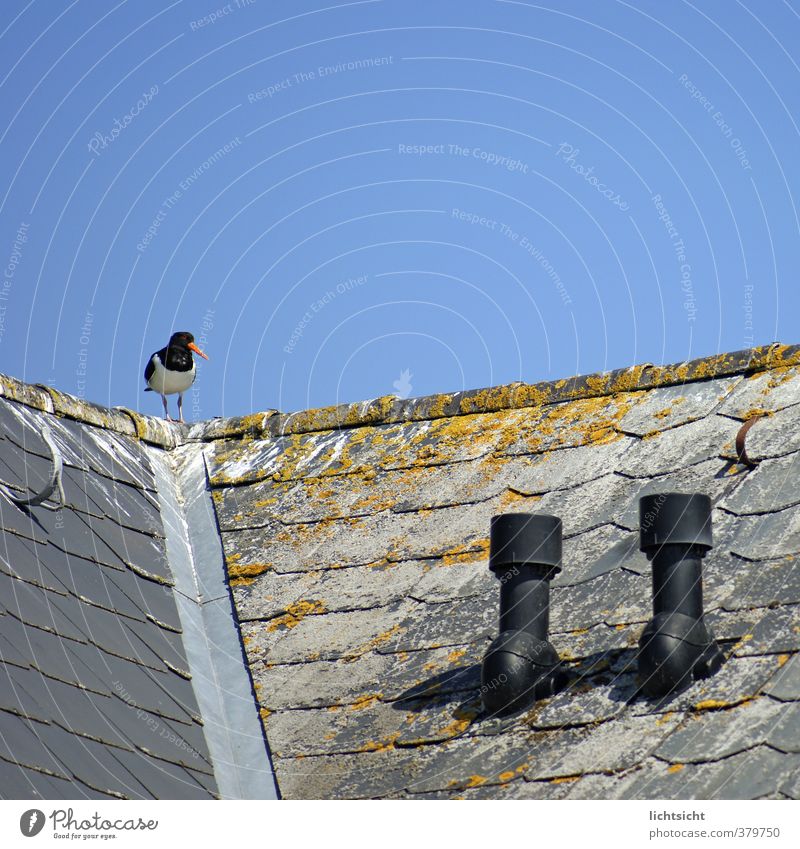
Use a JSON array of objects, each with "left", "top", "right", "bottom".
[
  {"left": 442, "top": 538, "right": 490, "bottom": 565},
  {"left": 266, "top": 599, "right": 327, "bottom": 632},
  {"left": 349, "top": 694, "right": 382, "bottom": 711},
  {"left": 227, "top": 561, "right": 273, "bottom": 584}
]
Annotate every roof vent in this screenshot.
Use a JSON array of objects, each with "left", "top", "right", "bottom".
[
  {"left": 638, "top": 492, "right": 724, "bottom": 698},
  {"left": 481, "top": 513, "right": 565, "bottom": 715}
]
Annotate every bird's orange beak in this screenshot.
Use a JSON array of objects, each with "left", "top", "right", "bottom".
[{"left": 188, "top": 342, "right": 208, "bottom": 360}]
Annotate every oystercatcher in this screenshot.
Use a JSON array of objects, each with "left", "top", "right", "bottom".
[{"left": 144, "top": 331, "right": 208, "bottom": 422}]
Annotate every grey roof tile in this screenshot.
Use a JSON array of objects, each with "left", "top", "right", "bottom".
[
  {"left": 99, "top": 692, "right": 210, "bottom": 770},
  {"left": 692, "top": 746, "right": 800, "bottom": 799},
  {"left": 763, "top": 653, "right": 800, "bottom": 701},
  {"left": 272, "top": 747, "right": 425, "bottom": 799},
  {"left": 33, "top": 721, "right": 150, "bottom": 799},
  {"left": 110, "top": 746, "right": 216, "bottom": 799},
  {"left": 566, "top": 747, "right": 800, "bottom": 800},
  {"left": 116, "top": 573, "right": 183, "bottom": 631},
  {"left": 252, "top": 642, "right": 485, "bottom": 712},
  {"left": 21, "top": 624, "right": 110, "bottom": 694},
  {"left": 527, "top": 712, "right": 683, "bottom": 781},
  {"left": 0, "top": 711, "right": 70, "bottom": 777},
  {"left": 616, "top": 377, "right": 740, "bottom": 436},
  {"left": 718, "top": 367, "right": 800, "bottom": 418},
  {"left": 553, "top": 525, "right": 645, "bottom": 587},
  {"left": 48, "top": 417, "right": 156, "bottom": 491},
  {"left": 527, "top": 672, "right": 637, "bottom": 729},
  {"left": 61, "top": 467, "right": 163, "bottom": 535},
  {"left": 655, "top": 697, "right": 788, "bottom": 762},
  {"left": 727, "top": 507, "right": 800, "bottom": 560},
  {"left": 743, "top": 406, "right": 800, "bottom": 461},
  {"left": 0, "top": 618, "right": 32, "bottom": 668},
  {"left": 503, "top": 436, "right": 638, "bottom": 494},
  {"left": 72, "top": 512, "right": 172, "bottom": 584},
  {"left": 385, "top": 595, "right": 496, "bottom": 653},
  {"left": 708, "top": 555, "right": 800, "bottom": 610},
  {"left": 554, "top": 624, "right": 641, "bottom": 662},
  {"left": 728, "top": 606, "right": 800, "bottom": 656},
  {"left": 91, "top": 653, "right": 193, "bottom": 724},
  {"left": 241, "top": 601, "right": 414, "bottom": 664},
  {"left": 1, "top": 574, "right": 91, "bottom": 643},
  {"left": 245, "top": 558, "right": 490, "bottom": 623},
  {"left": 48, "top": 553, "right": 149, "bottom": 621},
  {"left": 0, "top": 757, "right": 83, "bottom": 800},
  {"left": 778, "top": 761, "right": 800, "bottom": 799},
  {"left": 632, "top": 655, "right": 783, "bottom": 715},
  {"left": 404, "top": 776, "right": 573, "bottom": 799},
  {"left": 0, "top": 663, "right": 54, "bottom": 719},
  {"left": 220, "top": 493, "right": 533, "bottom": 575},
  {"left": 0, "top": 440, "right": 55, "bottom": 499},
  {"left": 719, "top": 453, "right": 800, "bottom": 515},
  {"left": 550, "top": 569, "right": 651, "bottom": 632},
  {"left": 766, "top": 701, "right": 800, "bottom": 753},
  {"left": 1, "top": 531, "right": 65, "bottom": 593},
  {"left": 121, "top": 618, "right": 189, "bottom": 676},
  {"left": 615, "top": 415, "right": 738, "bottom": 477},
  {"left": 28, "top": 506, "right": 127, "bottom": 569},
  {"left": 0, "top": 495, "right": 49, "bottom": 545}
]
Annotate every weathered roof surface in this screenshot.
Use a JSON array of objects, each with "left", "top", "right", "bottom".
[
  {"left": 203, "top": 344, "right": 800, "bottom": 799},
  {"left": 2, "top": 343, "right": 800, "bottom": 800},
  {"left": 0, "top": 391, "right": 276, "bottom": 800}
]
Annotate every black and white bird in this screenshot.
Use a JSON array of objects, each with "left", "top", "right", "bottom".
[{"left": 144, "top": 331, "right": 208, "bottom": 422}]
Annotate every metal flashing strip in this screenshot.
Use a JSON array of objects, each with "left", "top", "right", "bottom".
[{"left": 147, "top": 444, "right": 279, "bottom": 800}]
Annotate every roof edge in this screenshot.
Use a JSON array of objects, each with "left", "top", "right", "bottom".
[
  {"left": 185, "top": 341, "right": 800, "bottom": 440},
  {"left": 3, "top": 343, "right": 798, "bottom": 445}
]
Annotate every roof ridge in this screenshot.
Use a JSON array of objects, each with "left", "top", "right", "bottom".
[{"left": 2, "top": 343, "right": 798, "bottom": 446}]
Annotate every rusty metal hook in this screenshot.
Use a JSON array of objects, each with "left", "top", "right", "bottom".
[{"left": 735, "top": 415, "right": 763, "bottom": 469}]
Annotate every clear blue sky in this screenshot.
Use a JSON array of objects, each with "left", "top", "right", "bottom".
[{"left": 0, "top": 0, "right": 797, "bottom": 420}]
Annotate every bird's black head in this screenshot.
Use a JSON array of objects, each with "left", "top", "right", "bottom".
[
  {"left": 168, "top": 331, "right": 208, "bottom": 359},
  {"left": 169, "top": 331, "right": 195, "bottom": 348}
]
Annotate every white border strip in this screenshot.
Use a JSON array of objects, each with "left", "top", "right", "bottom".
[{"left": 147, "top": 444, "right": 279, "bottom": 800}]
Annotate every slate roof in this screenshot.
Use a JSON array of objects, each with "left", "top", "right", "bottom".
[
  {"left": 2, "top": 343, "right": 800, "bottom": 800},
  {"left": 202, "top": 344, "right": 800, "bottom": 800},
  {"left": 0, "top": 381, "right": 274, "bottom": 800}
]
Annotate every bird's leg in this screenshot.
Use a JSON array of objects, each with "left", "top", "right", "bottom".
[
  {"left": 161, "top": 394, "right": 173, "bottom": 422},
  {"left": 177, "top": 393, "right": 184, "bottom": 423}
]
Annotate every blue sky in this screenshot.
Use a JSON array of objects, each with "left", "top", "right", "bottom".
[{"left": 0, "top": 0, "right": 797, "bottom": 420}]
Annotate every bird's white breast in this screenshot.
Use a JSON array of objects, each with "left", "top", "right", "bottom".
[{"left": 147, "top": 355, "right": 196, "bottom": 395}]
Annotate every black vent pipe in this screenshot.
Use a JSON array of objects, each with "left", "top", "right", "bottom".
[
  {"left": 638, "top": 492, "right": 724, "bottom": 698},
  {"left": 481, "top": 513, "right": 564, "bottom": 715}
]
